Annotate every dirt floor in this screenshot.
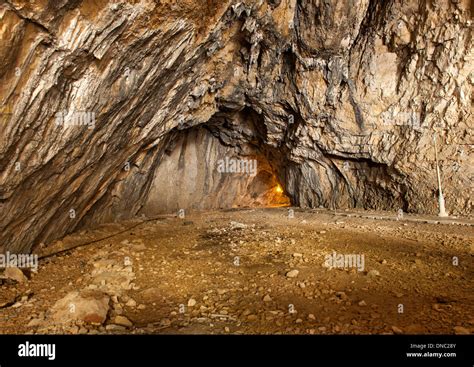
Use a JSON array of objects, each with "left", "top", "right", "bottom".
[{"left": 1, "top": 207, "right": 473, "bottom": 335}]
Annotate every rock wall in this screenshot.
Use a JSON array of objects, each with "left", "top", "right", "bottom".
[{"left": 0, "top": 0, "right": 472, "bottom": 253}]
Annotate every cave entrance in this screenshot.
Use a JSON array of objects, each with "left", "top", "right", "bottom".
[{"left": 141, "top": 112, "right": 290, "bottom": 215}]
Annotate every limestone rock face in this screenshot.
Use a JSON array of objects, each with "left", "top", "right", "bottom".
[{"left": 0, "top": 0, "right": 472, "bottom": 253}]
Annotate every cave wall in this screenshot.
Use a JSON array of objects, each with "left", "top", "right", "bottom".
[
  {"left": 0, "top": 0, "right": 472, "bottom": 254},
  {"left": 130, "top": 126, "right": 287, "bottom": 215}
]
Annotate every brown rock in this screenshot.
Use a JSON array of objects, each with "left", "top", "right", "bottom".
[
  {"left": 50, "top": 290, "right": 110, "bottom": 325},
  {"left": 286, "top": 270, "right": 299, "bottom": 278},
  {"left": 4, "top": 267, "right": 28, "bottom": 283},
  {"left": 140, "top": 287, "right": 160, "bottom": 302},
  {"left": 113, "top": 315, "right": 133, "bottom": 328},
  {"left": 0, "top": 0, "right": 470, "bottom": 255},
  {"left": 453, "top": 326, "right": 470, "bottom": 335}
]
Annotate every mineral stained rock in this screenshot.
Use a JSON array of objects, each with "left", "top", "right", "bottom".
[{"left": 0, "top": 0, "right": 472, "bottom": 253}]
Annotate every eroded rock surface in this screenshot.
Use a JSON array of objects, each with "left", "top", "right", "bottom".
[{"left": 0, "top": 0, "right": 472, "bottom": 253}]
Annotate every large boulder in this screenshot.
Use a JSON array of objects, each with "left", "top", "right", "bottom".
[{"left": 50, "top": 290, "right": 110, "bottom": 325}]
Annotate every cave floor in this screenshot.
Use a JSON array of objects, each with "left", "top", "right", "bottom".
[{"left": 1, "top": 208, "right": 473, "bottom": 335}]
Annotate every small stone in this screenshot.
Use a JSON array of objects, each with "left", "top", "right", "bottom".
[
  {"left": 286, "top": 270, "right": 299, "bottom": 278},
  {"left": 453, "top": 326, "right": 470, "bottom": 335},
  {"left": 113, "top": 315, "right": 133, "bottom": 328},
  {"left": 114, "top": 304, "right": 124, "bottom": 315},
  {"left": 126, "top": 299, "right": 137, "bottom": 308},
  {"left": 4, "top": 267, "right": 28, "bottom": 283},
  {"left": 50, "top": 290, "right": 110, "bottom": 325},
  {"left": 187, "top": 298, "right": 197, "bottom": 307},
  {"left": 367, "top": 270, "right": 380, "bottom": 277},
  {"left": 27, "top": 318, "right": 44, "bottom": 328},
  {"left": 358, "top": 300, "right": 367, "bottom": 306},
  {"left": 247, "top": 314, "right": 258, "bottom": 321},
  {"left": 263, "top": 294, "right": 272, "bottom": 302},
  {"left": 137, "top": 304, "right": 146, "bottom": 310},
  {"left": 392, "top": 326, "right": 403, "bottom": 334},
  {"left": 160, "top": 318, "right": 171, "bottom": 327},
  {"left": 293, "top": 253, "right": 303, "bottom": 258},
  {"left": 308, "top": 314, "right": 315, "bottom": 320},
  {"left": 224, "top": 327, "right": 230, "bottom": 333},
  {"left": 319, "top": 230, "right": 327, "bottom": 234},
  {"left": 295, "top": 318, "right": 303, "bottom": 323},
  {"left": 106, "top": 324, "right": 126, "bottom": 332}
]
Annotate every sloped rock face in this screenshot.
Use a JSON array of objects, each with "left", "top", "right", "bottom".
[{"left": 0, "top": 0, "right": 472, "bottom": 253}]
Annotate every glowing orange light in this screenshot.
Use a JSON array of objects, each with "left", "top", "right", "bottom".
[{"left": 275, "top": 185, "right": 283, "bottom": 194}]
